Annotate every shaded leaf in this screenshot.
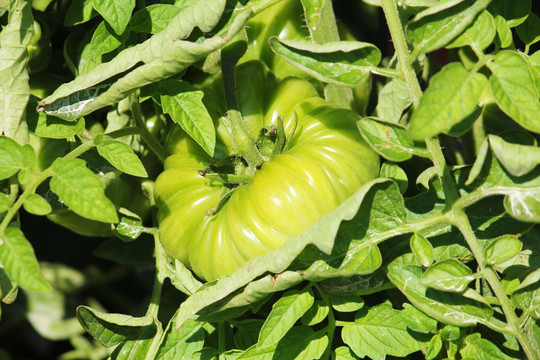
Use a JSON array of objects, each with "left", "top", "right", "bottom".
[
  {"left": 517, "top": 12, "right": 540, "bottom": 47},
  {"left": 301, "top": 301, "right": 329, "bottom": 326},
  {"left": 76, "top": 305, "right": 155, "bottom": 347},
  {"left": 426, "top": 334, "right": 442, "bottom": 360},
  {"left": 155, "top": 317, "right": 205, "bottom": 360},
  {"left": 380, "top": 161, "right": 408, "bottom": 194},
  {"left": 358, "top": 117, "right": 415, "bottom": 162},
  {"left": 27, "top": 107, "right": 85, "bottom": 139},
  {"left": 64, "top": 0, "right": 97, "bottom": 26},
  {"left": 375, "top": 78, "right": 411, "bottom": 123},
  {"left": 79, "top": 21, "right": 127, "bottom": 74},
  {"left": 269, "top": 37, "right": 381, "bottom": 86},
  {"left": 130, "top": 4, "right": 182, "bottom": 34},
  {"left": 342, "top": 302, "right": 429, "bottom": 360},
  {"left": 50, "top": 158, "right": 119, "bottom": 223},
  {"left": 488, "top": 0, "right": 531, "bottom": 28},
  {"left": 258, "top": 288, "right": 314, "bottom": 348},
  {"left": 91, "top": 0, "right": 135, "bottom": 35},
  {"left": 240, "top": 326, "right": 327, "bottom": 360},
  {"left": 401, "top": 303, "right": 438, "bottom": 334},
  {"left": 0, "top": 227, "right": 51, "bottom": 292}
]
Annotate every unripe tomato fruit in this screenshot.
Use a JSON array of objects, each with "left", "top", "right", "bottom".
[{"left": 155, "top": 62, "right": 379, "bottom": 281}]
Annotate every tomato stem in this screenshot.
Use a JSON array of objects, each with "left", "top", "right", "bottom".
[{"left": 221, "top": 35, "right": 267, "bottom": 171}]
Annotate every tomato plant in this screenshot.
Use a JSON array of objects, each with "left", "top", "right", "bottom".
[{"left": 1, "top": 0, "right": 540, "bottom": 359}]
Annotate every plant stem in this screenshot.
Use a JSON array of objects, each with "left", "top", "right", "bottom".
[
  {"left": 129, "top": 95, "right": 169, "bottom": 162},
  {"left": 221, "top": 39, "right": 266, "bottom": 171},
  {"left": 450, "top": 210, "right": 537, "bottom": 360},
  {"left": 301, "top": 0, "right": 354, "bottom": 108},
  {"left": 316, "top": 285, "right": 335, "bottom": 360},
  {"left": 381, "top": 0, "right": 459, "bottom": 205}
]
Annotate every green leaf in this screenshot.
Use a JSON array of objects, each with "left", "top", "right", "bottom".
[
  {"left": 76, "top": 305, "right": 155, "bottom": 347},
  {"left": 342, "top": 302, "right": 429, "bottom": 360},
  {"left": 79, "top": 21, "right": 126, "bottom": 75},
  {"left": 421, "top": 259, "right": 475, "bottom": 293},
  {"left": 0, "top": 193, "right": 10, "bottom": 213},
  {"left": 23, "top": 194, "right": 52, "bottom": 216},
  {"left": 95, "top": 135, "right": 148, "bottom": 177},
  {"left": 240, "top": 327, "right": 328, "bottom": 360},
  {"left": 401, "top": 303, "right": 438, "bottom": 334},
  {"left": 512, "top": 283, "right": 540, "bottom": 320},
  {"left": 301, "top": 301, "right": 329, "bottom": 326},
  {"left": 485, "top": 235, "right": 523, "bottom": 265},
  {"left": 375, "top": 78, "right": 411, "bottom": 123},
  {"left": 358, "top": 117, "right": 415, "bottom": 162},
  {"left": 91, "top": 0, "right": 135, "bottom": 35},
  {"left": 488, "top": 0, "right": 531, "bottom": 28},
  {"left": 426, "top": 334, "right": 442, "bottom": 360},
  {"left": 460, "top": 333, "right": 514, "bottom": 359},
  {"left": 50, "top": 158, "right": 119, "bottom": 223},
  {"left": 269, "top": 37, "right": 381, "bottom": 86},
  {"left": 0, "top": 136, "right": 27, "bottom": 179},
  {"left": 330, "top": 293, "right": 364, "bottom": 313},
  {"left": 408, "top": 62, "right": 487, "bottom": 140},
  {"left": 380, "top": 162, "right": 408, "bottom": 194},
  {"left": 64, "top": 0, "right": 98, "bottom": 26},
  {"left": 515, "top": 268, "right": 540, "bottom": 292},
  {"left": 155, "top": 317, "right": 205, "bottom": 360},
  {"left": 488, "top": 134, "right": 540, "bottom": 177},
  {"left": 446, "top": 10, "right": 496, "bottom": 51},
  {"left": 334, "top": 346, "right": 360, "bottom": 360},
  {"left": 234, "top": 319, "right": 264, "bottom": 350},
  {"left": 406, "top": 0, "right": 491, "bottom": 54},
  {"left": 504, "top": 190, "right": 540, "bottom": 223},
  {"left": 158, "top": 79, "right": 215, "bottom": 156},
  {"left": 489, "top": 50, "right": 540, "bottom": 133},
  {"left": 114, "top": 209, "right": 148, "bottom": 241},
  {"left": 387, "top": 264, "right": 493, "bottom": 327},
  {"left": 258, "top": 288, "right": 315, "bottom": 348},
  {"left": 517, "top": 12, "right": 540, "bottom": 47},
  {"left": 130, "top": 4, "right": 182, "bottom": 34},
  {"left": 0, "top": 0, "right": 33, "bottom": 139},
  {"left": 493, "top": 15, "right": 513, "bottom": 48},
  {"left": 0, "top": 227, "right": 51, "bottom": 292},
  {"left": 410, "top": 233, "right": 434, "bottom": 268},
  {"left": 27, "top": 108, "right": 85, "bottom": 139}
]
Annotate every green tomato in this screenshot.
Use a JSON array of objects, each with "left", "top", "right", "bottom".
[{"left": 155, "top": 62, "right": 379, "bottom": 281}]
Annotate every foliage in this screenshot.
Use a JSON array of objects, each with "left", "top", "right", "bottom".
[{"left": 0, "top": 0, "right": 539, "bottom": 359}]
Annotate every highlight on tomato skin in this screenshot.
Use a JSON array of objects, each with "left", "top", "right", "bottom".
[{"left": 155, "top": 61, "right": 380, "bottom": 281}]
